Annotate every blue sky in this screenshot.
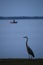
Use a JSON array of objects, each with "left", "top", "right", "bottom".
[
  {"left": 0, "top": 0, "right": 43, "bottom": 58},
  {"left": 0, "top": 0, "right": 43, "bottom": 16}
]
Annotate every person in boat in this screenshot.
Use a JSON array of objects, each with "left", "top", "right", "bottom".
[{"left": 10, "top": 20, "right": 18, "bottom": 23}]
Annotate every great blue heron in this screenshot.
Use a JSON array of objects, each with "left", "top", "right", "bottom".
[
  {"left": 23, "top": 36, "right": 35, "bottom": 58},
  {"left": 10, "top": 20, "right": 18, "bottom": 24}
]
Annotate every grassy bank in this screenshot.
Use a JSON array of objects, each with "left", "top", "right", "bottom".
[{"left": 0, "top": 58, "right": 43, "bottom": 65}]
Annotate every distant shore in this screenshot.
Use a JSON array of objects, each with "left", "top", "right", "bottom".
[{"left": 0, "top": 16, "right": 43, "bottom": 20}]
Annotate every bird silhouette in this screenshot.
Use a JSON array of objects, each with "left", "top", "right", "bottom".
[{"left": 23, "top": 36, "right": 35, "bottom": 58}]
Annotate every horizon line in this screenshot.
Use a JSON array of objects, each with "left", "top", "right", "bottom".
[{"left": 0, "top": 16, "right": 43, "bottom": 20}]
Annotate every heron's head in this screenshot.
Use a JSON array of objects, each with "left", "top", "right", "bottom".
[{"left": 23, "top": 36, "right": 28, "bottom": 39}]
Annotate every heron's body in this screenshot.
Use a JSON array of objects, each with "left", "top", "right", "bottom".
[
  {"left": 23, "top": 36, "right": 35, "bottom": 58},
  {"left": 26, "top": 42, "right": 35, "bottom": 57}
]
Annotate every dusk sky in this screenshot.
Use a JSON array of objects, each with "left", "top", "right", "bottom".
[{"left": 0, "top": 0, "right": 43, "bottom": 58}]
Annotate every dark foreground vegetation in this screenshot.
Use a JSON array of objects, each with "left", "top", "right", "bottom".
[
  {"left": 0, "top": 58, "right": 43, "bottom": 65},
  {"left": 0, "top": 16, "right": 43, "bottom": 20}
]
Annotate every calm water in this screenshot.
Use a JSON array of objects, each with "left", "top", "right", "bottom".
[{"left": 0, "top": 20, "right": 43, "bottom": 58}]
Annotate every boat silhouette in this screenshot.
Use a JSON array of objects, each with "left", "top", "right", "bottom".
[{"left": 10, "top": 20, "right": 18, "bottom": 24}]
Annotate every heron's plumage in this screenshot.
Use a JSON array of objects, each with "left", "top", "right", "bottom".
[
  {"left": 23, "top": 36, "right": 35, "bottom": 57},
  {"left": 26, "top": 43, "right": 35, "bottom": 57}
]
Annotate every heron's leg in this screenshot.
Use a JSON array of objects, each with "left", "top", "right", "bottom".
[
  {"left": 31, "top": 55, "right": 34, "bottom": 59},
  {"left": 29, "top": 55, "right": 30, "bottom": 59},
  {"left": 28, "top": 55, "right": 32, "bottom": 59},
  {"left": 29, "top": 55, "right": 33, "bottom": 59},
  {"left": 30, "top": 55, "right": 33, "bottom": 59},
  {"left": 29, "top": 55, "right": 31, "bottom": 59}
]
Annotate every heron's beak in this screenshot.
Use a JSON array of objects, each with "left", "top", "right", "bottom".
[
  {"left": 23, "top": 37, "right": 26, "bottom": 38},
  {"left": 23, "top": 37, "right": 27, "bottom": 39},
  {"left": 23, "top": 36, "right": 30, "bottom": 39},
  {"left": 23, "top": 36, "right": 26, "bottom": 38}
]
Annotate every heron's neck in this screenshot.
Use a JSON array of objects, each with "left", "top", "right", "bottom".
[{"left": 26, "top": 38, "right": 28, "bottom": 46}]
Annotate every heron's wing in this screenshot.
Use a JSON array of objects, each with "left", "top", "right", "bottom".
[{"left": 26, "top": 45, "right": 35, "bottom": 57}]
